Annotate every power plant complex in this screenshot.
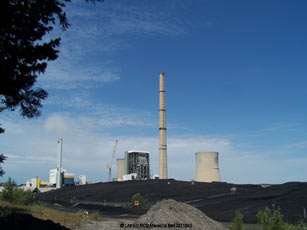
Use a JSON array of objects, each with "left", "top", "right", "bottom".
[
  {"left": 114, "top": 73, "right": 222, "bottom": 183},
  {"left": 25, "top": 138, "right": 87, "bottom": 189},
  {"left": 25, "top": 72, "right": 222, "bottom": 188}
]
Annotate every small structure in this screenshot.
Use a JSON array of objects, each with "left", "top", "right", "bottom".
[
  {"left": 63, "top": 173, "right": 75, "bottom": 186},
  {"left": 151, "top": 174, "right": 159, "bottom": 179},
  {"left": 123, "top": 173, "right": 137, "bottom": 181},
  {"left": 26, "top": 178, "right": 40, "bottom": 188},
  {"left": 78, "top": 175, "right": 86, "bottom": 185}
]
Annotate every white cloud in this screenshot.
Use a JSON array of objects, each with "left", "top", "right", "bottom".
[
  {"left": 37, "top": 1, "right": 195, "bottom": 91},
  {"left": 43, "top": 92, "right": 157, "bottom": 130},
  {"left": 38, "top": 61, "right": 120, "bottom": 90},
  {"left": 3, "top": 112, "right": 307, "bottom": 185},
  {"left": 44, "top": 114, "right": 69, "bottom": 136}
]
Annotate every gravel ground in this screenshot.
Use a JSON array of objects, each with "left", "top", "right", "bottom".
[
  {"left": 76, "top": 199, "right": 227, "bottom": 230},
  {"left": 135, "top": 199, "right": 227, "bottom": 230},
  {"left": 76, "top": 219, "right": 134, "bottom": 230}
]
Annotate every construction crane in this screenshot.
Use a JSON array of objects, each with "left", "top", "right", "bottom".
[{"left": 106, "top": 139, "right": 118, "bottom": 182}]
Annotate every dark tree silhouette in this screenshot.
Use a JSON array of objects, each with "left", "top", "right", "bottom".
[
  {"left": 0, "top": 0, "right": 103, "bottom": 176},
  {"left": 0, "top": 154, "right": 6, "bottom": 177},
  {"left": 0, "top": 0, "right": 71, "bottom": 119}
]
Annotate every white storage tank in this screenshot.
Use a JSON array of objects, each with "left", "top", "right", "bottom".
[
  {"left": 195, "top": 152, "right": 221, "bottom": 182},
  {"left": 78, "top": 175, "right": 87, "bottom": 185}
]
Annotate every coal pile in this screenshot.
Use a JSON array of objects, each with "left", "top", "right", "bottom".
[
  {"left": 36, "top": 179, "right": 307, "bottom": 223},
  {"left": 134, "top": 199, "right": 226, "bottom": 230},
  {"left": 0, "top": 213, "right": 70, "bottom": 230}
]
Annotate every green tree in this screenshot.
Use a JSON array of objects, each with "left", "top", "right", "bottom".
[
  {"left": 0, "top": 0, "right": 103, "bottom": 175},
  {"left": 131, "top": 193, "right": 145, "bottom": 206},
  {"left": 0, "top": 154, "right": 6, "bottom": 177},
  {"left": 0, "top": 177, "right": 34, "bottom": 205},
  {"left": 230, "top": 210, "right": 243, "bottom": 230},
  {"left": 270, "top": 206, "right": 286, "bottom": 230},
  {"left": 257, "top": 205, "right": 286, "bottom": 230},
  {"left": 257, "top": 207, "right": 271, "bottom": 230},
  {"left": 0, "top": 0, "right": 104, "bottom": 124},
  {"left": 0, "top": 0, "right": 70, "bottom": 119},
  {"left": 0, "top": 177, "right": 17, "bottom": 202}
]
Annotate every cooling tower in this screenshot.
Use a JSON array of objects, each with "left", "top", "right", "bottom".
[
  {"left": 116, "top": 158, "right": 126, "bottom": 181},
  {"left": 195, "top": 152, "right": 221, "bottom": 182},
  {"left": 159, "top": 72, "right": 167, "bottom": 179}
]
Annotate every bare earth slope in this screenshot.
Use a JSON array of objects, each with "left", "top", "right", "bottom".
[{"left": 36, "top": 179, "right": 307, "bottom": 223}]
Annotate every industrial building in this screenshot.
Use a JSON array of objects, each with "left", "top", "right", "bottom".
[
  {"left": 25, "top": 138, "right": 85, "bottom": 189},
  {"left": 125, "top": 150, "right": 150, "bottom": 180},
  {"left": 49, "top": 168, "right": 75, "bottom": 187},
  {"left": 26, "top": 178, "right": 40, "bottom": 188},
  {"left": 116, "top": 150, "right": 150, "bottom": 181},
  {"left": 49, "top": 168, "right": 67, "bottom": 185}
]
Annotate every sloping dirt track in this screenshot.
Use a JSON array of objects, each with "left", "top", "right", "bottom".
[{"left": 36, "top": 179, "right": 307, "bottom": 224}]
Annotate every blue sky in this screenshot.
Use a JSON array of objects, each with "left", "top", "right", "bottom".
[{"left": 1, "top": 0, "right": 307, "bottom": 184}]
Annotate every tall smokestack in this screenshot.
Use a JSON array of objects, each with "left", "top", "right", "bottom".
[
  {"left": 56, "top": 138, "right": 63, "bottom": 188},
  {"left": 159, "top": 72, "right": 167, "bottom": 179}
]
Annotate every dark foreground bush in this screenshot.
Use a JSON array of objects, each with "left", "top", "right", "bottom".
[
  {"left": 0, "top": 213, "right": 70, "bottom": 230},
  {"left": 0, "top": 178, "right": 34, "bottom": 205}
]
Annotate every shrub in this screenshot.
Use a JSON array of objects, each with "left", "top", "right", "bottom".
[
  {"left": 286, "top": 219, "right": 307, "bottom": 230},
  {"left": 0, "top": 177, "right": 34, "bottom": 205},
  {"left": 130, "top": 192, "right": 150, "bottom": 209},
  {"left": 270, "top": 206, "right": 286, "bottom": 230},
  {"left": 257, "top": 207, "right": 271, "bottom": 230},
  {"left": 257, "top": 205, "right": 286, "bottom": 230},
  {"left": 230, "top": 210, "right": 243, "bottom": 230},
  {"left": 131, "top": 192, "right": 145, "bottom": 206},
  {"left": 90, "top": 211, "right": 101, "bottom": 221}
]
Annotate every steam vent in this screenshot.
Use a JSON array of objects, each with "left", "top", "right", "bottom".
[{"left": 195, "top": 152, "right": 221, "bottom": 182}]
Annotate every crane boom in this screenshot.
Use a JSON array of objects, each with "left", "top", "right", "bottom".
[{"left": 107, "top": 139, "right": 118, "bottom": 182}]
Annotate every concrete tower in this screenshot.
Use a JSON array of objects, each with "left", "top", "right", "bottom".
[
  {"left": 159, "top": 72, "right": 167, "bottom": 179},
  {"left": 195, "top": 152, "right": 221, "bottom": 182},
  {"left": 56, "top": 138, "right": 63, "bottom": 188},
  {"left": 116, "top": 158, "right": 126, "bottom": 181}
]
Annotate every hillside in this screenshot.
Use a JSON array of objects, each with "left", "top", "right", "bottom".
[{"left": 36, "top": 179, "right": 307, "bottom": 223}]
